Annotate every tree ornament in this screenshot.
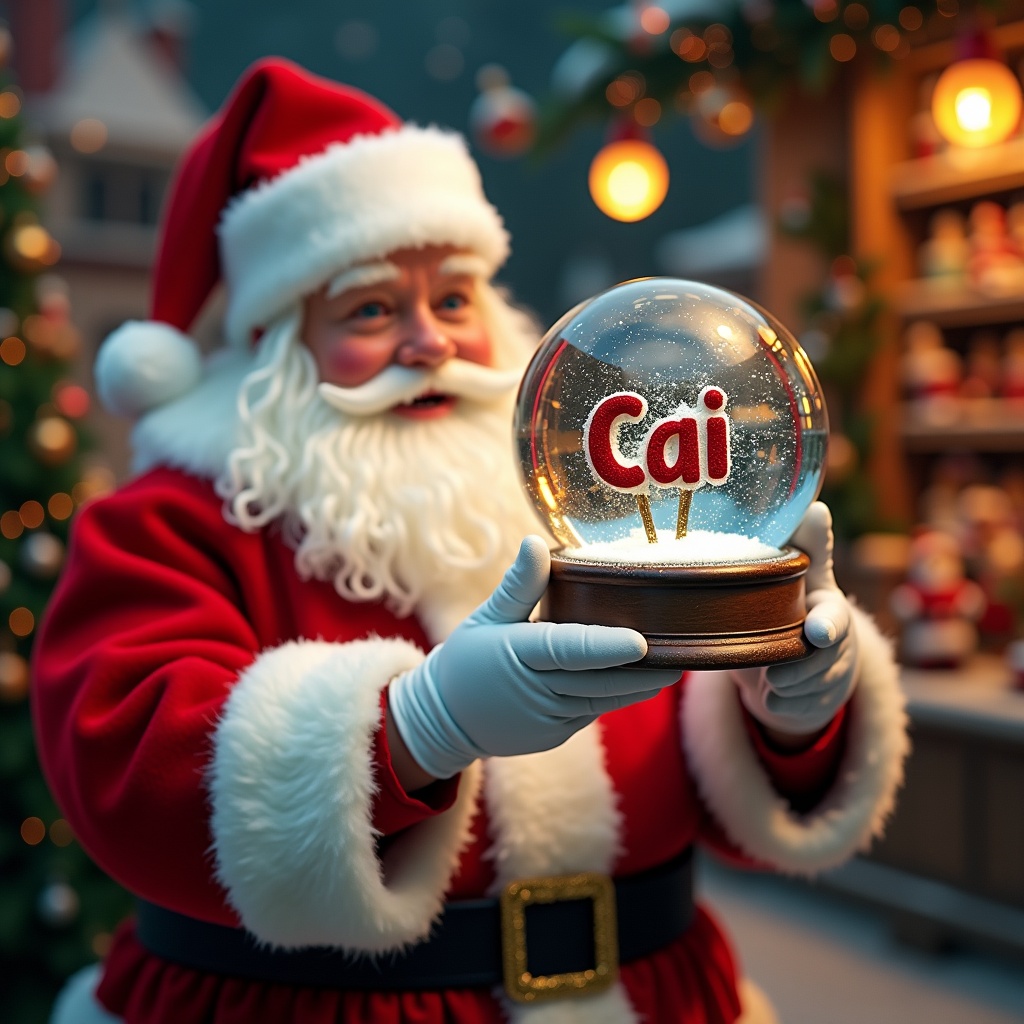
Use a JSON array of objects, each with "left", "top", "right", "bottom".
[
  {"left": 514, "top": 277, "right": 827, "bottom": 667},
  {"left": 22, "top": 306, "right": 82, "bottom": 360},
  {"left": 21, "top": 145, "right": 58, "bottom": 195},
  {"left": 0, "top": 650, "right": 29, "bottom": 702},
  {"left": 54, "top": 381, "right": 91, "bottom": 419},
  {"left": 21, "top": 531, "right": 64, "bottom": 579},
  {"left": 692, "top": 83, "right": 755, "bottom": 147},
  {"left": 37, "top": 880, "right": 81, "bottom": 928},
  {"left": 5, "top": 219, "right": 60, "bottom": 272},
  {"left": 588, "top": 121, "right": 669, "bottom": 222},
  {"left": 826, "top": 258, "right": 866, "bottom": 312},
  {"left": 0, "top": 306, "right": 18, "bottom": 337},
  {"left": 73, "top": 464, "right": 117, "bottom": 505},
  {"left": 29, "top": 415, "right": 77, "bottom": 466},
  {"left": 469, "top": 65, "right": 537, "bottom": 158}
]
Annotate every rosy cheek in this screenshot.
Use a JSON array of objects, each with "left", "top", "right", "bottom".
[
  {"left": 459, "top": 327, "right": 494, "bottom": 366},
  {"left": 319, "top": 339, "right": 390, "bottom": 387}
]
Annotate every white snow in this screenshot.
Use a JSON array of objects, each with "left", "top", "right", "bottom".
[{"left": 563, "top": 528, "right": 781, "bottom": 566}]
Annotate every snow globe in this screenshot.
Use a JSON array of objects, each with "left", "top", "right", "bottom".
[{"left": 514, "top": 278, "right": 828, "bottom": 668}]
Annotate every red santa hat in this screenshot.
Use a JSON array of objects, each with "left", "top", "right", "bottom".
[{"left": 96, "top": 57, "right": 510, "bottom": 417}]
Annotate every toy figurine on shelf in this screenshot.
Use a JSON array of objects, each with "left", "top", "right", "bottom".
[
  {"left": 955, "top": 484, "right": 1024, "bottom": 644},
  {"left": 890, "top": 529, "right": 985, "bottom": 669},
  {"left": 901, "top": 319, "right": 961, "bottom": 422},
  {"left": 918, "top": 207, "right": 969, "bottom": 282},
  {"left": 1003, "top": 328, "right": 1024, "bottom": 403},
  {"left": 967, "top": 200, "right": 1024, "bottom": 295},
  {"left": 1008, "top": 639, "right": 1024, "bottom": 690},
  {"left": 960, "top": 330, "right": 1002, "bottom": 400},
  {"left": 1006, "top": 200, "right": 1024, "bottom": 257}
]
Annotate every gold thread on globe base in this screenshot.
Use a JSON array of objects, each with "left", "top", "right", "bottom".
[
  {"left": 634, "top": 494, "right": 657, "bottom": 544},
  {"left": 541, "top": 547, "right": 812, "bottom": 669},
  {"left": 675, "top": 490, "right": 693, "bottom": 539}
]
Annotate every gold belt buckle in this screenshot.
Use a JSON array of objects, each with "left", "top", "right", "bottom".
[{"left": 499, "top": 871, "right": 619, "bottom": 1003}]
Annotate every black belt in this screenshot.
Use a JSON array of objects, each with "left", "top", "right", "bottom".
[{"left": 136, "top": 849, "right": 694, "bottom": 997}]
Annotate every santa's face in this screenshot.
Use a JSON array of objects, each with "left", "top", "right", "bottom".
[
  {"left": 300, "top": 245, "right": 493, "bottom": 420},
  {"left": 220, "top": 266, "right": 542, "bottom": 625}
]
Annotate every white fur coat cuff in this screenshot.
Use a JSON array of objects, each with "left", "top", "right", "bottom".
[
  {"left": 681, "top": 605, "right": 909, "bottom": 874},
  {"left": 208, "top": 636, "right": 481, "bottom": 950}
]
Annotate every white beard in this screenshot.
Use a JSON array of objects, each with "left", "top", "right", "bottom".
[{"left": 215, "top": 292, "right": 543, "bottom": 635}]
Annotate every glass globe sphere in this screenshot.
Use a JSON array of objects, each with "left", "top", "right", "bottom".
[{"left": 514, "top": 278, "right": 828, "bottom": 565}]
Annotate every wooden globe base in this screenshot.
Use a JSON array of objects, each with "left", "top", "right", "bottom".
[{"left": 541, "top": 547, "right": 812, "bottom": 670}]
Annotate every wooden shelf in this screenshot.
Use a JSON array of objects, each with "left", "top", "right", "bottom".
[
  {"left": 895, "top": 278, "right": 1024, "bottom": 326},
  {"left": 901, "top": 400, "right": 1024, "bottom": 451},
  {"left": 890, "top": 136, "right": 1024, "bottom": 211},
  {"left": 900, "top": 655, "right": 1024, "bottom": 742}
]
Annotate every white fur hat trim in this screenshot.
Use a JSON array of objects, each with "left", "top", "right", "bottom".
[
  {"left": 95, "top": 321, "right": 203, "bottom": 418},
  {"left": 219, "top": 124, "right": 510, "bottom": 346}
]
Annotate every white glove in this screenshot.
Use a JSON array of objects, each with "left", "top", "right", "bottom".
[
  {"left": 731, "top": 502, "right": 860, "bottom": 737},
  {"left": 388, "top": 535, "right": 679, "bottom": 779}
]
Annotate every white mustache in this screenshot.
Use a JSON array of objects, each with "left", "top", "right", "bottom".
[{"left": 318, "top": 359, "right": 523, "bottom": 418}]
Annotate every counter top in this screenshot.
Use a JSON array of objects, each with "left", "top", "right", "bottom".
[{"left": 900, "top": 656, "right": 1024, "bottom": 743}]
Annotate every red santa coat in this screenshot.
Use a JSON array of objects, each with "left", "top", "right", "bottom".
[{"left": 33, "top": 467, "right": 909, "bottom": 1024}]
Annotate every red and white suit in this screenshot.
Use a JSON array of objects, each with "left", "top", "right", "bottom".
[{"left": 34, "top": 462, "right": 908, "bottom": 1024}]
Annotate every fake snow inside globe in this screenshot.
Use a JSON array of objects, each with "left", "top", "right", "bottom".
[{"left": 513, "top": 278, "right": 829, "bottom": 668}]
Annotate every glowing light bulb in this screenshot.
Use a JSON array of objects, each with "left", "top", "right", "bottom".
[
  {"left": 589, "top": 139, "right": 669, "bottom": 222},
  {"left": 955, "top": 87, "right": 992, "bottom": 132},
  {"left": 932, "top": 57, "right": 1022, "bottom": 148}
]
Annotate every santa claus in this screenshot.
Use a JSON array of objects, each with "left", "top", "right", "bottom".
[{"left": 33, "top": 59, "right": 909, "bottom": 1024}]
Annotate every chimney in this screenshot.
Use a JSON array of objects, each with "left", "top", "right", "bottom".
[{"left": 8, "top": 0, "right": 65, "bottom": 95}]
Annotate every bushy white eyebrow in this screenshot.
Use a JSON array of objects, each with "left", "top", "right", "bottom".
[
  {"left": 326, "top": 262, "right": 400, "bottom": 300},
  {"left": 439, "top": 253, "right": 490, "bottom": 279}
]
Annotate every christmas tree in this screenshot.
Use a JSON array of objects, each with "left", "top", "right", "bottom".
[{"left": 0, "top": 28, "right": 132, "bottom": 1023}]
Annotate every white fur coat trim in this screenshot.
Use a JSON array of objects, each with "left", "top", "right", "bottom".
[
  {"left": 485, "top": 724, "right": 639, "bottom": 1024},
  {"left": 682, "top": 605, "right": 909, "bottom": 874},
  {"left": 207, "top": 635, "right": 482, "bottom": 950},
  {"left": 219, "top": 125, "right": 509, "bottom": 346}
]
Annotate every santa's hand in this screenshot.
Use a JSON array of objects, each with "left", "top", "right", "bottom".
[
  {"left": 388, "top": 535, "right": 678, "bottom": 779},
  {"left": 731, "top": 502, "right": 860, "bottom": 737}
]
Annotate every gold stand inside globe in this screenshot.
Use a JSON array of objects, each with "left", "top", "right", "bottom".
[{"left": 541, "top": 547, "right": 812, "bottom": 670}]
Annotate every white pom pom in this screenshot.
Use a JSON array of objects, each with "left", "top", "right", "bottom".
[{"left": 94, "top": 321, "right": 203, "bottom": 417}]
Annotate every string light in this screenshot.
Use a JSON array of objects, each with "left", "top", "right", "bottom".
[
  {"left": 899, "top": 7, "right": 924, "bottom": 31},
  {"left": 830, "top": 34, "right": 857, "bottom": 62},
  {"left": 639, "top": 5, "right": 670, "bottom": 35},
  {"left": 634, "top": 97, "right": 662, "bottom": 126},
  {"left": 21, "top": 817, "right": 46, "bottom": 845},
  {"left": 49, "top": 819, "right": 74, "bottom": 847},
  {"left": 19, "top": 500, "right": 44, "bottom": 528},
  {"left": 70, "top": 118, "right": 107, "bottom": 153},
  {"left": 47, "top": 493, "right": 74, "bottom": 520},
  {"left": 1, "top": 510, "right": 23, "bottom": 539},
  {"left": 9, "top": 606, "right": 35, "bottom": 637},
  {"left": 0, "top": 335, "right": 25, "bottom": 365}
]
